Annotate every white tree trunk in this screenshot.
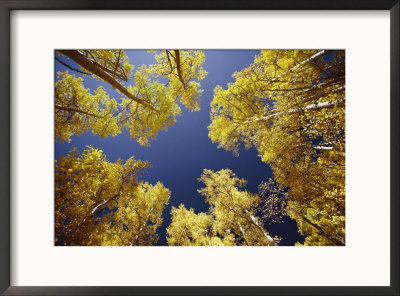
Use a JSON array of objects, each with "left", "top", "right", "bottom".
[
  {"left": 254, "top": 98, "right": 345, "bottom": 122},
  {"left": 90, "top": 199, "right": 107, "bottom": 215},
  {"left": 313, "top": 146, "right": 333, "bottom": 151},
  {"left": 249, "top": 214, "right": 276, "bottom": 245},
  {"left": 243, "top": 208, "right": 276, "bottom": 245},
  {"left": 264, "top": 50, "right": 326, "bottom": 88}
]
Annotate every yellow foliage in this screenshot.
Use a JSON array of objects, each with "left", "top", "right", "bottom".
[
  {"left": 55, "top": 147, "right": 170, "bottom": 246},
  {"left": 148, "top": 50, "right": 207, "bottom": 111},
  {"left": 80, "top": 50, "right": 134, "bottom": 81},
  {"left": 55, "top": 50, "right": 207, "bottom": 145},
  {"left": 208, "top": 50, "right": 345, "bottom": 245},
  {"left": 55, "top": 72, "right": 122, "bottom": 143},
  {"left": 167, "top": 169, "right": 276, "bottom": 246}
]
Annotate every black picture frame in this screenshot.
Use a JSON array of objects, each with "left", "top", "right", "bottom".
[{"left": 0, "top": 1, "right": 398, "bottom": 295}]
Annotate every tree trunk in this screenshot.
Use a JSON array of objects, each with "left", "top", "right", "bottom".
[
  {"left": 173, "top": 50, "right": 186, "bottom": 88},
  {"left": 57, "top": 50, "right": 158, "bottom": 112},
  {"left": 264, "top": 50, "right": 327, "bottom": 88},
  {"left": 243, "top": 209, "right": 277, "bottom": 246},
  {"left": 249, "top": 213, "right": 277, "bottom": 246},
  {"left": 254, "top": 98, "right": 345, "bottom": 122}
]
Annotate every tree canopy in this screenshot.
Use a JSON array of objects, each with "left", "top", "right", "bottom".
[
  {"left": 55, "top": 146, "right": 170, "bottom": 246},
  {"left": 208, "top": 50, "right": 345, "bottom": 245},
  {"left": 167, "top": 169, "right": 277, "bottom": 246},
  {"left": 55, "top": 49, "right": 345, "bottom": 246},
  {"left": 55, "top": 49, "right": 207, "bottom": 145}
]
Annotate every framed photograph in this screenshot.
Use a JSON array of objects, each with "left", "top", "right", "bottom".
[{"left": 1, "top": 1, "right": 398, "bottom": 295}]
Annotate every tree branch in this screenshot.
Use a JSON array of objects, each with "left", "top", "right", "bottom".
[
  {"left": 173, "top": 50, "right": 187, "bottom": 89},
  {"left": 302, "top": 216, "right": 345, "bottom": 246},
  {"left": 57, "top": 50, "right": 159, "bottom": 113},
  {"left": 55, "top": 104, "right": 101, "bottom": 118},
  {"left": 55, "top": 56, "right": 91, "bottom": 75}
]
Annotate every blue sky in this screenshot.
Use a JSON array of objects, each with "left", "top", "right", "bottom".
[{"left": 55, "top": 50, "right": 304, "bottom": 246}]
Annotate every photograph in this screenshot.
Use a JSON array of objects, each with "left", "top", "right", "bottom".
[{"left": 54, "top": 49, "right": 345, "bottom": 247}]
